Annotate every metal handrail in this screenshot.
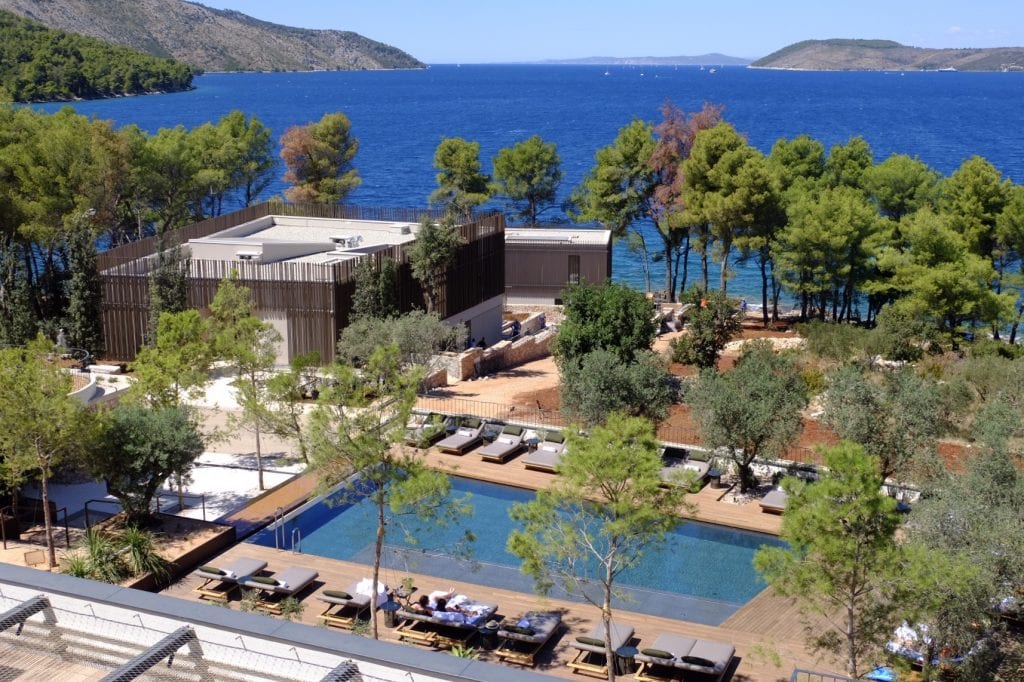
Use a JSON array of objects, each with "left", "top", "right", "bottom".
[
  {"left": 153, "top": 491, "right": 207, "bottom": 521},
  {"left": 790, "top": 670, "right": 855, "bottom": 682},
  {"left": 2, "top": 502, "right": 70, "bottom": 550},
  {"left": 83, "top": 498, "right": 123, "bottom": 530},
  {"left": 291, "top": 528, "right": 302, "bottom": 554},
  {"left": 272, "top": 507, "right": 284, "bottom": 551}
]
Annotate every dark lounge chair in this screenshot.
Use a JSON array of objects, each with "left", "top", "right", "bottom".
[
  {"left": 478, "top": 424, "right": 526, "bottom": 462},
  {"left": 318, "top": 578, "right": 389, "bottom": 629},
  {"left": 241, "top": 566, "right": 319, "bottom": 614},
  {"left": 395, "top": 592, "right": 498, "bottom": 649},
  {"left": 567, "top": 621, "right": 634, "bottom": 678},
  {"left": 660, "top": 447, "right": 710, "bottom": 488},
  {"left": 496, "top": 611, "right": 562, "bottom": 667},
  {"left": 522, "top": 430, "right": 567, "bottom": 473},
  {"left": 194, "top": 557, "right": 268, "bottom": 602},
  {"left": 634, "top": 632, "right": 735, "bottom": 681},
  {"left": 405, "top": 412, "right": 450, "bottom": 448},
  {"left": 435, "top": 417, "right": 485, "bottom": 455},
  {"left": 759, "top": 486, "right": 788, "bottom": 514}
]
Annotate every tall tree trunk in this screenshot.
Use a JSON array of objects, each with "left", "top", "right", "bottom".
[
  {"left": 846, "top": 604, "right": 858, "bottom": 677},
  {"left": 1009, "top": 303, "right": 1023, "bottom": 344},
  {"left": 662, "top": 232, "right": 672, "bottom": 302},
  {"left": 372, "top": 491, "right": 385, "bottom": 640},
  {"left": 254, "top": 425, "right": 264, "bottom": 491},
  {"left": 759, "top": 256, "right": 770, "bottom": 327},
  {"left": 700, "top": 241, "right": 709, "bottom": 293},
  {"left": 720, "top": 245, "right": 730, "bottom": 295},
  {"left": 603, "top": 556, "right": 616, "bottom": 682},
  {"left": 678, "top": 233, "right": 690, "bottom": 300},
  {"left": 39, "top": 459, "right": 57, "bottom": 569}
]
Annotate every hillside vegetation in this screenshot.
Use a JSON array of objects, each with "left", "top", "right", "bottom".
[
  {"left": 0, "top": 10, "right": 193, "bottom": 101},
  {"left": 753, "top": 38, "right": 1024, "bottom": 71},
  {"left": 0, "top": 0, "right": 424, "bottom": 72}
]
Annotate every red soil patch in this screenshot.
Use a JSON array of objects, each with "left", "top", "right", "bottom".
[{"left": 512, "top": 385, "right": 560, "bottom": 411}]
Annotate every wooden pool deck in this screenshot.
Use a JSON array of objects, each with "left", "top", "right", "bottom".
[
  {"left": 417, "top": 445, "right": 784, "bottom": 537},
  {"left": 160, "top": 441, "right": 842, "bottom": 680},
  {"left": 163, "top": 541, "right": 837, "bottom": 681}
]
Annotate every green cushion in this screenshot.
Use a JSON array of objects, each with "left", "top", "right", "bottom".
[
  {"left": 576, "top": 635, "right": 604, "bottom": 647},
  {"left": 463, "top": 417, "right": 481, "bottom": 429},
  {"left": 642, "top": 648, "right": 674, "bottom": 659},
  {"left": 546, "top": 431, "right": 565, "bottom": 444},
  {"left": 506, "top": 625, "right": 535, "bottom": 636},
  {"left": 248, "top": 575, "right": 276, "bottom": 585},
  {"left": 198, "top": 564, "right": 224, "bottom": 576},
  {"left": 323, "top": 590, "right": 353, "bottom": 600},
  {"left": 687, "top": 451, "right": 710, "bottom": 462},
  {"left": 502, "top": 425, "right": 523, "bottom": 436},
  {"left": 682, "top": 655, "right": 715, "bottom": 667}
]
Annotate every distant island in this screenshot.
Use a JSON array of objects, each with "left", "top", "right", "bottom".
[
  {"left": 753, "top": 39, "right": 1024, "bottom": 72},
  {"left": 0, "top": 10, "right": 193, "bottom": 102},
  {"left": 537, "top": 53, "right": 750, "bottom": 66},
  {"left": 0, "top": 0, "right": 424, "bottom": 72}
]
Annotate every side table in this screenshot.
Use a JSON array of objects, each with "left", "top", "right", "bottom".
[
  {"left": 614, "top": 645, "right": 639, "bottom": 675},
  {"left": 707, "top": 468, "right": 723, "bottom": 489},
  {"left": 380, "top": 600, "right": 402, "bottom": 628},
  {"left": 477, "top": 621, "right": 500, "bottom": 650}
]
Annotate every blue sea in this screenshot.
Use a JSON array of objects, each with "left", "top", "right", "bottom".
[{"left": 38, "top": 65, "right": 1024, "bottom": 298}]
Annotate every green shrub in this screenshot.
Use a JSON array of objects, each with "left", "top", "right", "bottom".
[
  {"left": 801, "top": 367, "right": 827, "bottom": 397},
  {"left": 967, "top": 338, "right": 1024, "bottom": 360},
  {"left": 797, "top": 320, "right": 871, "bottom": 362},
  {"left": 670, "top": 291, "right": 743, "bottom": 369},
  {"left": 560, "top": 349, "right": 674, "bottom": 425},
  {"left": 868, "top": 305, "right": 935, "bottom": 362}
]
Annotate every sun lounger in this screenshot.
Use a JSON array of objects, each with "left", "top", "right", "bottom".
[
  {"left": 436, "top": 418, "right": 485, "bottom": 455},
  {"left": 194, "top": 557, "right": 267, "bottom": 602},
  {"left": 395, "top": 593, "right": 498, "bottom": 649},
  {"left": 478, "top": 424, "right": 526, "bottom": 463},
  {"left": 759, "top": 487, "right": 788, "bottom": 514},
  {"left": 318, "top": 577, "right": 389, "bottom": 629},
  {"left": 660, "top": 447, "right": 710, "bottom": 488},
  {"left": 241, "top": 566, "right": 319, "bottom": 614},
  {"left": 405, "top": 413, "right": 450, "bottom": 448},
  {"left": 634, "top": 632, "right": 735, "bottom": 681},
  {"left": 496, "top": 611, "right": 562, "bottom": 667},
  {"left": 523, "top": 431, "right": 566, "bottom": 473},
  {"left": 567, "top": 621, "right": 634, "bottom": 677}
]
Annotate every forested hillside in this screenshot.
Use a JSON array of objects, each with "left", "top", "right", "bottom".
[
  {"left": 0, "top": 10, "right": 193, "bottom": 101},
  {"left": 0, "top": 0, "right": 425, "bottom": 72},
  {"left": 753, "top": 38, "right": 1024, "bottom": 71}
]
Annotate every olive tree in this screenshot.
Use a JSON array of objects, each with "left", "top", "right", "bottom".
[
  {"left": 87, "top": 404, "right": 204, "bottom": 526},
  {"left": 687, "top": 341, "right": 807, "bottom": 492}
]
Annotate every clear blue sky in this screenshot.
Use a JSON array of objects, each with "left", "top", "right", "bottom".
[{"left": 201, "top": 1, "right": 1024, "bottom": 63}]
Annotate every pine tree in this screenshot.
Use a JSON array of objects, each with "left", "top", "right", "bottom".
[
  {"left": 147, "top": 240, "right": 187, "bottom": 342},
  {"left": 65, "top": 227, "right": 104, "bottom": 355}
]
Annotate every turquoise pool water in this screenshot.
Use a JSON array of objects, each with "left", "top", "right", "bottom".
[{"left": 249, "top": 476, "right": 785, "bottom": 624}]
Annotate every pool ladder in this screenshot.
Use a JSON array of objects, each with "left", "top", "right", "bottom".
[{"left": 271, "top": 507, "right": 302, "bottom": 553}]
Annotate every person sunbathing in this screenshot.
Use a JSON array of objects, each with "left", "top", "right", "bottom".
[
  {"left": 411, "top": 595, "right": 433, "bottom": 614},
  {"left": 426, "top": 587, "right": 456, "bottom": 605}
]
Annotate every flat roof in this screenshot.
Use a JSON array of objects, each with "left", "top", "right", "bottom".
[
  {"left": 505, "top": 227, "right": 611, "bottom": 246},
  {"left": 188, "top": 215, "right": 420, "bottom": 265}
]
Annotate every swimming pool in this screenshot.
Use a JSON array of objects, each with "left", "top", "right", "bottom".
[{"left": 249, "top": 476, "right": 785, "bottom": 625}]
